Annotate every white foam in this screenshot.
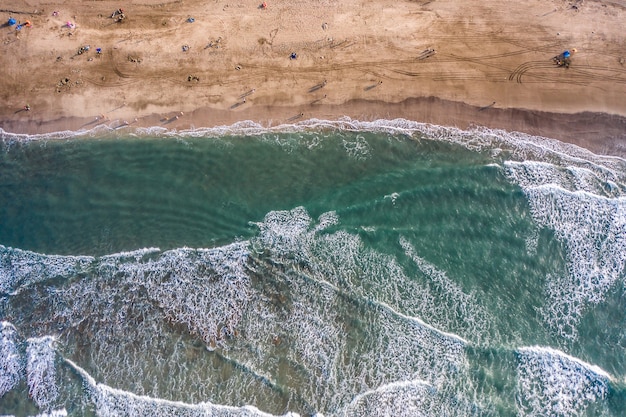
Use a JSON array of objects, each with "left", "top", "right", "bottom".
[
  {"left": 516, "top": 346, "right": 611, "bottom": 416},
  {"left": 400, "top": 237, "right": 492, "bottom": 345},
  {"left": 504, "top": 161, "right": 624, "bottom": 197},
  {"left": 32, "top": 410, "right": 68, "bottom": 417},
  {"left": 26, "top": 336, "right": 59, "bottom": 411},
  {"left": 244, "top": 207, "right": 471, "bottom": 412},
  {"left": 313, "top": 211, "right": 339, "bottom": 232},
  {"left": 0, "top": 206, "right": 481, "bottom": 415},
  {"left": 518, "top": 346, "right": 612, "bottom": 380},
  {"left": 149, "top": 244, "right": 252, "bottom": 348},
  {"left": 0, "top": 321, "right": 22, "bottom": 398},
  {"left": 1, "top": 240, "right": 259, "bottom": 405},
  {"left": 0, "top": 409, "right": 69, "bottom": 417},
  {"left": 340, "top": 378, "right": 480, "bottom": 416},
  {"left": 343, "top": 379, "right": 437, "bottom": 416},
  {"left": 99, "top": 247, "right": 161, "bottom": 261},
  {"left": 251, "top": 206, "right": 313, "bottom": 262},
  {"left": 65, "top": 359, "right": 299, "bottom": 417},
  {"left": 384, "top": 192, "right": 400, "bottom": 205},
  {"left": 0, "top": 245, "right": 94, "bottom": 295},
  {"left": 504, "top": 160, "right": 626, "bottom": 340},
  {"left": 252, "top": 208, "right": 468, "bottom": 343},
  {"left": 342, "top": 134, "right": 371, "bottom": 160},
  {"left": 3, "top": 118, "right": 625, "bottom": 415},
  {"left": 5, "top": 118, "right": 624, "bottom": 168}
]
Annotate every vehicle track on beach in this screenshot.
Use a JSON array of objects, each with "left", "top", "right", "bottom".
[
  {"left": 68, "top": 10, "right": 626, "bottom": 110},
  {"left": 87, "top": 50, "right": 626, "bottom": 95}
]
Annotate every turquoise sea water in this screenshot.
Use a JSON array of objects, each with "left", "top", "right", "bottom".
[{"left": 0, "top": 119, "right": 625, "bottom": 416}]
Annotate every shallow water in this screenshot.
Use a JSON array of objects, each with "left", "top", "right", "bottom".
[{"left": 0, "top": 119, "right": 625, "bottom": 416}]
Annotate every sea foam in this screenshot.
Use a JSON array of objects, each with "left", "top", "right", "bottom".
[
  {"left": 516, "top": 346, "right": 611, "bottom": 417},
  {"left": 244, "top": 207, "right": 472, "bottom": 412},
  {"left": 0, "top": 245, "right": 94, "bottom": 295},
  {"left": 0, "top": 321, "right": 22, "bottom": 399},
  {"left": 504, "top": 161, "right": 626, "bottom": 340},
  {"left": 26, "top": 336, "right": 59, "bottom": 411},
  {"left": 65, "top": 359, "right": 299, "bottom": 417},
  {"left": 2, "top": 121, "right": 624, "bottom": 416}
]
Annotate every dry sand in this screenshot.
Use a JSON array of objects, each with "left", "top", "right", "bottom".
[{"left": 1, "top": 0, "right": 625, "bottom": 155}]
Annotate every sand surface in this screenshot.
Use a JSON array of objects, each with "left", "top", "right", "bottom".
[{"left": 1, "top": 0, "right": 625, "bottom": 155}]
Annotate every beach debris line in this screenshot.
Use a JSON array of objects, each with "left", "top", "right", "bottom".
[{"left": 553, "top": 48, "right": 577, "bottom": 68}]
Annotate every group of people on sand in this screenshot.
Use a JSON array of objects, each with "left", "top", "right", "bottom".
[
  {"left": 553, "top": 48, "right": 577, "bottom": 68},
  {"left": 111, "top": 8, "right": 126, "bottom": 22}
]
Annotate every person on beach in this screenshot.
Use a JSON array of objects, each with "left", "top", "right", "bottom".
[
  {"left": 553, "top": 48, "right": 577, "bottom": 67},
  {"left": 24, "top": 104, "right": 30, "bottom": 111}
]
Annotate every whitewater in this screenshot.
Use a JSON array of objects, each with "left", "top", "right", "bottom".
[{"left": 1, "top": 118, "right": 624, "bottom": 416}]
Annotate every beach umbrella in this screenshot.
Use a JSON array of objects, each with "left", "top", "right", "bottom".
[
  {"left": 8, "top": 17, "right": 16, "bottom": 26},
  {"left": 563, "top": 51, "right": 571, "bottom": 58}
]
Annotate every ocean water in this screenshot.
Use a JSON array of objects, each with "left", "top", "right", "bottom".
[{"left": 0, "top": 118, "right": 624, "bottom": 417}]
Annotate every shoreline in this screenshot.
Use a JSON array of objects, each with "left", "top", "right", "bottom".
[
  {"left": 1, "top": 0, "right": 625, "bottom": 156},
  {"left": 3, "top": 97, "right": 625, "bottom": 157}
]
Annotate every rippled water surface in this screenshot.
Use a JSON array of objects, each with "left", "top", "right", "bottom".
[{"left": 1, "top": 120, "right": 625, "bottom": 416}]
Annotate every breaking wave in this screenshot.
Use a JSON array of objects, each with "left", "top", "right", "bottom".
[
  {"left": 516, "top": 346, "right": 611, "bottom": 417},
  {"left": 1, "top": 119, "right": 624, "bottom": 416},
  {"left": 504, "top": 161, "right": 626, "bottom": 340}
]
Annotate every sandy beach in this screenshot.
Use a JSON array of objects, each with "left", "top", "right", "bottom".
[{"left": 1, "top": 0, "right": 625, "bottom": 155}]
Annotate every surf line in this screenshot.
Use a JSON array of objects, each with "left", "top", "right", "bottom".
[
  {"left": 291, "top": 265, "right": 469, "bottom": 345},
  {"left": 65, "top": 359, "right": 299, "bottom": 416},
  {"left": 517, "top": 346, "right": 613, "bottom": 381},
  {"left": 343, "top": 379, "right": 434, "bottom": 413}
]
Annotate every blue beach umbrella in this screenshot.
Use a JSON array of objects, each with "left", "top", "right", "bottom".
[
  {"left": 8, "top": 17, "right": 16, "bottom": 26},
  {"left": 563, "top": 50, "right": 571, "bottom": 58}
]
